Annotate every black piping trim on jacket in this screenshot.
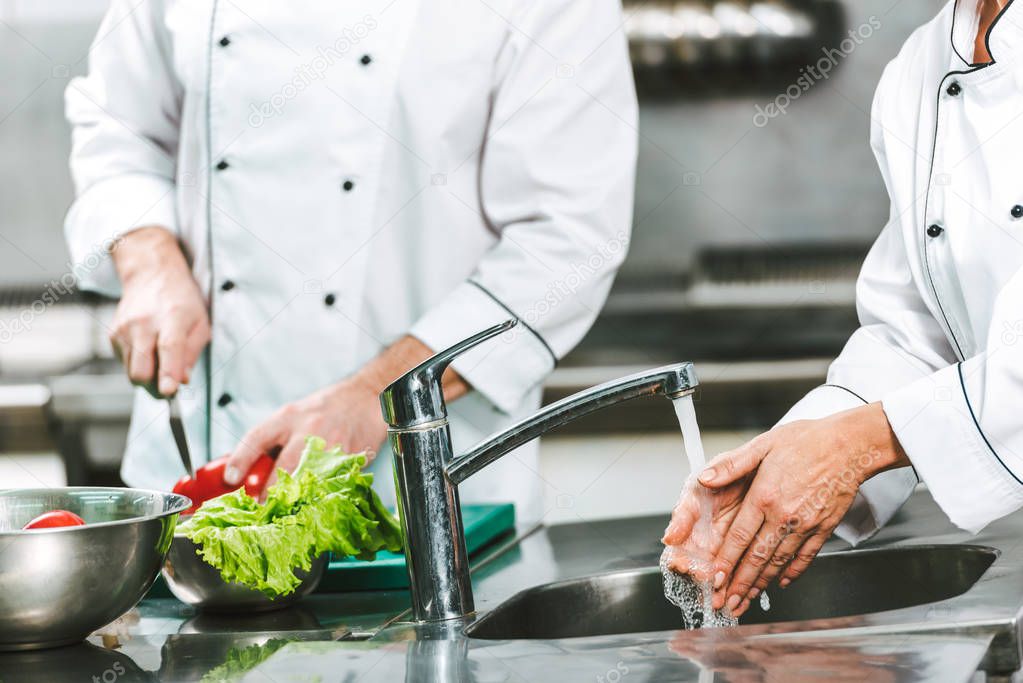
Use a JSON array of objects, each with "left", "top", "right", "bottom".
[
  {"left": 920, "top": 64, "right": 991, "bottom": 363},
  {"left": 466, "top": 279, "right": 557, "bottom": 367},
  {"left": 923, "top": 1, "right": 1010, "bottom": 360},
  {"left": 950, "top": 0, "right": 1017, "bottom": 66},
  {"left": 983, "top": 0, "right": 1016, "bottom": 63},
  {"left": 203, "top": 1, "right": 220, "bottom": 456},
  {"left": 822, "top": 383, "right": 868, "bottom": 405},
  {"left": 958, "top": 362, "right": 1023, "bottom": 486},
  {"left": 949, "top": 0, "right": 970, "bottom": 65},
  {"left": 824, "top": 384, "right": 921, "bottom": 482}
]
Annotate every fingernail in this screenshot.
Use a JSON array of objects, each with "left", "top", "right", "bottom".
[
  {"left": 713, "top": 571, "right": 725, "bottom": 589},
  {"left": 749, "top": 587, "right": 760, "bottom": 599},
  {"left": 223, "top": 465, "right": 242, "bottom": 486},
  {"left": 698, "top": 467, "right": 716, "bottom": 484},
  {"left": 780, "top": 578, "right": 791, "bottom": 588},
  {"left": 726, "top": 594, "right": 741, "bottom": 611},
  {"left": 158, "top": 376, "right": 175, "bottom": 396}
]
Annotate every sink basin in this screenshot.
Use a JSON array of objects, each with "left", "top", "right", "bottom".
[{"left": 467, "top": 544, "right": 997, "bottom": 640}]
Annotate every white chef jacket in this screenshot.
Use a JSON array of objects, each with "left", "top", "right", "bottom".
[
  {"left": 63, "top": 0, "right": 637, "bottom": 521},
  {"left": 780, "top": 0, "right": 1023, "bottom": 541}
]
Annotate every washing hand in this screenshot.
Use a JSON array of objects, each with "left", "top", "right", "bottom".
[
  {"left": 661, "top": 472, "right": 752, "bottom": 599},
  {"left": 697, "top": 403, "right": 910, "bottom": 616}
]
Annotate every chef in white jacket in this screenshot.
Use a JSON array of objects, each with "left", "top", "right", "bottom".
[
  {"left": 64, "top": 0, "right": 637, "bottom": 520},
  {"left": 664, "top": 0, "right": 1023, "bottom": 615}
]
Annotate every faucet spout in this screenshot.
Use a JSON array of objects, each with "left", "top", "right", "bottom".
[
  {"left": 380, "top": 321, "right": 700, "bottom": 622},
  {"left": 446, "top": 363, "right": 698, "bottom": 485}
]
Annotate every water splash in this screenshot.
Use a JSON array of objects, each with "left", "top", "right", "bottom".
[
  {"left": 660, "top": 545, "right": 737, "bottom": 629},
  {"left": 660, "top": 395, "right": 737, "bottom": 629}
]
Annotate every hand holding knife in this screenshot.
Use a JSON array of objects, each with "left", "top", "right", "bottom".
[
  {"left": 124, "top": 356, "right": 275, "bottom": 512},
  {"left": 123, "top": 353, "right": 194, "bottom": 480}
]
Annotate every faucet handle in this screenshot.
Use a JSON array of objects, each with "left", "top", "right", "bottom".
[{"left": 380, "top": 319, "right": 517, "bottom": 429}]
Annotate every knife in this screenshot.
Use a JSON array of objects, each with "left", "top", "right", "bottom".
[
  {"left": 168, "top": 395, "right": 194, "bottom": 479},
  {"left": 116, "top": 342, "right": 195, "bottom": 479}
]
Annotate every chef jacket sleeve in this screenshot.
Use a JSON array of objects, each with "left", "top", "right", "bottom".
[
  {"left": 410, "top": 0, "right": 637, "bottom": 413},
  {"left": 63, "top": 0, "right": 181, "bottom": 297},
  {"left": 778, "top": 70, "right": 957, "bottom": 544},
  {"left": 882, "top": 266, "right": 1023, "bottom": 533}
]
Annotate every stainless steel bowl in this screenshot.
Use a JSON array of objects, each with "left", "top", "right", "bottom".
[
  {"left": 0, "top": 641, "right": 150, "bottom": 683},
  {"left": 163, "top": 533, "right": 327, "bottom": 612},
  {"left": 0, "top": 487, "right": 190, "bottom": 651}
]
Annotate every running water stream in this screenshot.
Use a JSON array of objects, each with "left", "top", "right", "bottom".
[{"left": 660, "top": 394, "right": 738, "bottom": 629}]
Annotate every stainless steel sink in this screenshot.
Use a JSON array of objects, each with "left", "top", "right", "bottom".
[{"left": 467, "top": 544, "right": 997, "bottom": 640}]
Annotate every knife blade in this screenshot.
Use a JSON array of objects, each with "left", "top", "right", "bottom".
[{"left": 168, "top": 395, "right": 194, "bottom": 479}]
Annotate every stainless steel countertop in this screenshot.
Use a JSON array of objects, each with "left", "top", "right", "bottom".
[{"left": 5, "top": 490, "right": 1019, "bottom": 682}]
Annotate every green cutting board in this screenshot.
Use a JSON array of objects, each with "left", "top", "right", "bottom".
[
  {"left": 316, "top": 503, "right": 515, "bottom": 592},
  {"left": 148, "top": 503, "right": 515, "bottom": 600}
]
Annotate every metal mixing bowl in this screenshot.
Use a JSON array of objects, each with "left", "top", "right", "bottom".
[
  {"left": 0, "top": 487, "right": 190, "bottom": 651},
  {"left": 163, "top": 533, "right": 327, "bottom": 612}
]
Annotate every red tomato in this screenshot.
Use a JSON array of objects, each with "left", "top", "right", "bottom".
[
  {"left": 23, "top": 510, "right": 86, "bottom": 530},
  {"left": 243, "top": 454, "right": 276, "bottom": 497},
  {"left": 172, "top": 454, "right": 277, "bottom": 514}
]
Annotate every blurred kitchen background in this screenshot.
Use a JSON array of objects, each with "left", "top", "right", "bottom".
[{"left": 0, "top": 0, "right": 936, "bottom": 522}]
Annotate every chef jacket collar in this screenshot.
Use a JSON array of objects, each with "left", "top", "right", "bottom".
[{"left": 951, "top": 0, "right": 1023, "bottom": 67}]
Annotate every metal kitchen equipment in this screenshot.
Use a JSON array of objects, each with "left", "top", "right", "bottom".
[
  {"left": 0, "top": 487, "right": 190, "bottom": 650},
  {"left": 625, "top": 0, "right": 841, "bottom": 75},
  {"left": 380, "top": 320, "right": 699, "bottom": 622},
  {"left": 162, "top": 536, "right": 328, "bottom": 612},
  {"left": 467, "top": 543, "right": 998, "bottom": 639}
]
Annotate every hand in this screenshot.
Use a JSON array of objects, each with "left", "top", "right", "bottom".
[
  {"left": 223, "top": 335, "right": 469, "bottom": 488},
  {"left": 224, "top": 376, "right": 388, "bottom": 489},
  {"left": 698, "top": 403, "right": 909, "bottom": 615},
  {"left": 662, "top": 474, "right": 751, "bottom": 584},
  {"left": 110, "top": 227, "right": 209, "bottom": 397}
]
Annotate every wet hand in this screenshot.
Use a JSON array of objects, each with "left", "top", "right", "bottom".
[
  {"left": 662, "top": 472, "right": 752, "bottom": 584},
  {"left": 698, "top": 403, "right": 908, "bottom": 615}
]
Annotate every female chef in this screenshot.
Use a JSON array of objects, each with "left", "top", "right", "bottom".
[
  {"left": 664, "top": 0, "right": 1023, "bottom": 615},
  {"left": 64, "top": 0, "right": 637, "bottom": 519}
]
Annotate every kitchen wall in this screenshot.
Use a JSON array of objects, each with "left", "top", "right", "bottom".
[{"left": 0, "top": 0, "right": 101, "bottom": 284}]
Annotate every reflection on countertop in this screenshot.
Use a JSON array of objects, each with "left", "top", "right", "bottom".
[{"left": 4, "top": 490, "right": 1020, "bottom": 681}]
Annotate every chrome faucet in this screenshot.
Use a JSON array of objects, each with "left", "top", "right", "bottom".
[{"left": 380, "top": 320, "right": 700, "bottom": 622}]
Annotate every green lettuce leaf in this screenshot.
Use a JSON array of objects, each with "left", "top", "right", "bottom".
[
  {"left": 178, "top": 437, "right": 402, "bottom": 597},
  {"left": 201, "top": 638, "right": 291, "bottom": 683}
]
